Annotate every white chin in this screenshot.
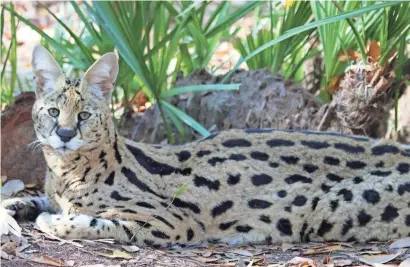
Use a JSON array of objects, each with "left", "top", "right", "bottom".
[{"left": 56, "top": 147, "right": 75, "bottom": 156}]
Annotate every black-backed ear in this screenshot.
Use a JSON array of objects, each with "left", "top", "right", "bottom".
[
  {"left": 82, "top": 52, "right": 119, "bottom": 100},
  {"left": 32, "top": 45, "right": 64, "bottom": 97}
]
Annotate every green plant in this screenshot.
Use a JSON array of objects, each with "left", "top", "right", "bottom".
[
  {"left": 223, "top": 1, "right": 403, "bottom": 87},
  {"left": 232, "top": 1, "right": 314, "bottom": 81},
  {"left": 91, "top": 1, "right": 240, "bottom": 143},
  {"left": 1, "top": 2, "right": 21, "bottom": 106}
]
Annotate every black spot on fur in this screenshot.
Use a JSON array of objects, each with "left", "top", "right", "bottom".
[
  {"left": 259, "top": 215, "right": 271, "bottom": 223},
  {"left": 301, "top": 140, "right": 330, "bottom": 149},
  {"left": 324, "top": 156, "right": 340, "bottom": 166},
  {"left": 326, "top": 173, "right": 344, "bottom": 182},
  {"left": 358, "top": 210, "right": 372, "bottom": 226},
  {"left": 177, "top": 168, "right": 192, "bottom": 176},
  {"left": 330, "top": 200, "right": 339, "bottom": 212},
  {"left": 187, "top": 228, "right": 194, "bottom": 241},
  {"left": 300, "top": 222, "right": 308, "bottom": 241},
  {"left": 208, "top": 157, "right": 227, "bottom": 166},
  {"left": 278, "top": 190, "right": 287, "bottom": 198},
  {"left": 285, "top": 174, "right": 312, "bottom": 184},
  {"left": 151, "top": 230, "right": 170, "bottom": 239},
  {"left": 372, "top": 145, "right": 400, "bottom": 156},
  {"left": 370, "top": 170, "right": 392, "bottom": 177},
  {"left": 176, "top": 151, "right": 191, "bottom": 162},
  {"left": 136, "top": 202, "right": 156, "bottom": 209},
  {"left": 334, "top": 143, "right": 365, "bottom": 154},
  {"left": 194, "top": 175, "right": 220, "bottom": 191},
  {"left": 342, "top": 218, "right": 353, "bottom": 236},
  {"left": 321, "top": 183, "right": 332, "bottom": 193},
  {"left": 252, "top": 174, "right": 273, "bottom": 186},
  {"left": 90, "top": 218, "right": 97, "bottom": 227},
  {"left": 269, "top": 162, "right": 279, "bottom": 168},
  {"left": 153, "top": 215, "right": 175, "bottom": 229},
  {"left": 405, "top": 215, "right": 410, "bottom": 226},
  {"left": 250, "top": 151, "right": 269, "bottom": 161},
  {"left": 236, "top": 225, "right": 253, "bottom": 233},
  {"left": 227, "top": 174, "right": 240, "bottom": 185},
  {"left": 122, "top": 209, "right": 137, "bottom": 214},
  {"left": 111, "top": 219, "right": 120, "bottom": 227},
  {"left": 362, "top": 189, "right": 380, "bottom": 204},
  {"left": 303, "top": 164, "right": 318, "bottom": 173},
  {"left": 398, "top": 183, "right": 410, "bottom": 195},
  {"left": 292, "top": 196, "right": 307, "bottom": 206},
  {"left": 337, "top": 189, "right": 353, "bottom": 202},
  {"left": 248, "top": 199, "right": 272, "bottom": 209},
  {"left": 111, "top": 191, "right": 132, "bottom": 201},
  {"left": 172, "top": 198, "right": 201, "bottom": 214},
  {"left": 317, "top": 220, "right": 333, "bottom": 237},
  {"left": 266, "top": 139, "right": 295, "bottom": 147},
  {"left": 81, "top": 167, "right": 91, "bottom": 182},
  {"left": 311, "top": 197, "right": 320, "bottom": 211},
  {"left": 277, "top": 219, "right": 292, "bottom": 236},
  {"left": 219, "top": 220, "right": 238, "bottom": 230},
  {"left": 222, "top": 139, "right": 252, "bottom": 148},
  {"left": 375, "top": 161, "right": 385, "bottom": 168},
  {"left": 211, "top": 201, "right": 234, "bottom": 217},
  {"left": 196, "top": 150, "right": 211, "bottom": 157},
  {"left": 126, "top": 145, "right": 176, "bottom": 176},
  {"left": 113, "top": 134, "right": 122, "bottom": 164},
  {"left": 353, "top": 176, "right": 363, "bottom": 184},
  {"left": 281, "top": 155, "right": 299, "bottom": 165},
  {"left": 397, "top": 163, "right": 410, "bottom": 174},
  {"left": 229, "top": 154, "right": 247, "bottom": 161},
  {"left": 346, "top": 161, "right": 367, "bottom": 169},
  {"left": 172, "top": 213, "right": 183, "bottom": 221},
  {"left": 104, "top": 171, "right": 115, "bottom": 185},
  {"left": 121, "top": 167, "right": 166, "bottom": 199},
  {"left": 386, "top": 185, "right": 393, "bottom": 192},
  {"left": 381, "top": 204, "right": 399, "bottom": 222}
]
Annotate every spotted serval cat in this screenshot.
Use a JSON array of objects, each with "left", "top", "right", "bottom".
[{"left": 2, "top": 46, "right": 410, "bottom": 248}]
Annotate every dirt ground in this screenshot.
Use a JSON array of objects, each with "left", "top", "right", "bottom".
[{"left": 2, "top": 219, "right": 410, "bottom": 267}]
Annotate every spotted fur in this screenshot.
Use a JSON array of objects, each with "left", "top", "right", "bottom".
[{"left": 2, "top": 46, "right": 410, "bottom": 248}]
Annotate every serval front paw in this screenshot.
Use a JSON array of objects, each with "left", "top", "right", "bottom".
[{"left": 1, "top": 198, "right": 39, "bottom": 221}]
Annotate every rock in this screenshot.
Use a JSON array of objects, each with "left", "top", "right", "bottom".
[{"left": 1, "top": 92, "right": 45, "bottom": 185}]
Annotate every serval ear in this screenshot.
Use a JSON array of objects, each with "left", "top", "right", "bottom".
[
  {"left": 82, "top": 52, "right": 119, "bottom": 101},
  {"left": 32, "top": 45, "right": 64, "bottom": 98}
]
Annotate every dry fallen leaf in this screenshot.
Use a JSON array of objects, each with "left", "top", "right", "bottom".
[
  {"left": 1, "top": 241, "right": 18, "bottom": 255},
  {"left": 1, "top": 179, "right": 25, "bottom": 197},
  {"left": 390, "top": 237, "right": 410, "bottom": 249},
  {"left": 65, "top": 260, "right": 75, "bottom": 266},
  {"left": 194, "top": 257, "right": 219, "bottom": 263},
  {"left": 288, "top": 256, "right": 315, "bottom": 266},
  {"left": 399, "top": 259, "right": 410, "bottom": 267},
  {"left": 24, "top": 184, "right": 37, "bottom": 189},
  {"left": 282, "top": 243, "right": 295, "bottom": 252},
  {"left": 359, "top": 249, "right": 406, "bottom": 265},
  {"left": 27, "top": 255, "right": 63, "bottom": 266},
  {"left": 230, "top": 249, "right": 253, "bottom": 257},
  {"left": 334, "top": 259, "right": 352, "bottom": 266},
  {"left": 0, "top": 207, "right": 22, "bottom": 237},
  {"left": 96, "top": 249, "right": 132, "bottom": 259},
  {"left": 121, "top": 245, "right": 140, "bottom": 252},
  {"left": 303, "top": 245, "right": 344, "bottom": 255}
]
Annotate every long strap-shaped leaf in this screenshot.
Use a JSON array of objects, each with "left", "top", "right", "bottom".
[{"left": 222, "top": 1, "right": 402, "bottom": 83}]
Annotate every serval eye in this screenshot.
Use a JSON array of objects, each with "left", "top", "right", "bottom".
[
  {"left": 78, "top": 111, "right": 91, "bottom": 121},
  {"left": 48, "top": 108, "right": 60, "bottom": 117}
]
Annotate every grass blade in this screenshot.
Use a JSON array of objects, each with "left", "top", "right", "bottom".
[{"left": 161, "top": 84, "right": 240, "bottom": 99}]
